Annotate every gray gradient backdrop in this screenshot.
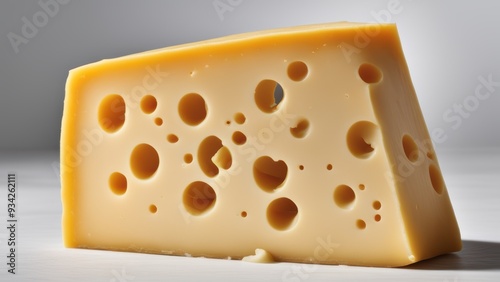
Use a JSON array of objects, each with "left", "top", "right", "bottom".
[{"left": 1, "top": 0, "right": 499, "bottom": 150}]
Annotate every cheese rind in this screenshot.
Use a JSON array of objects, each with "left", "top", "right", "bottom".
[{"left": 61, "top": 22, "right": 461, "bottom": 267}]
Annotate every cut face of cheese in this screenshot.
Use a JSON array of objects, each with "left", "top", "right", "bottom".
[{"left": 61, "top": 22, "right": 461, "bottom": 267}]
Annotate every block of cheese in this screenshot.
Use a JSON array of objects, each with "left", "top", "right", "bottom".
[{"left": 61, "top": 22, "right": 461, "bottom": 267}]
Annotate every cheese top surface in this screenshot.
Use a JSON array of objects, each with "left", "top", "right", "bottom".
[{"left": 61, "top": 22, "right": 461, "bottom": 267}]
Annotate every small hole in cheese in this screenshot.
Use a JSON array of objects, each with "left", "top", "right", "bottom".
[
  {"left": 358, "top": 184, "right": 365, "bottom": 190},
  {"left": 402, "top": 134, "right": 419, "bottom": 163},
  {"left": 334, "top": 185, "right": 356, "bottom": 210},
  {"left": 374, "top": 214, "right": 381, "bottom": 222},
  {"left": 373, "top": 201, "right": 382, "bottom": 210},
  {"left": 427, "top": 151, "right": 436, "bottom": 161},
  {"left": 178, "top": 93, "right": 207, "bottom": 126},
  {"left": 287, "top": 61, "right": 308, "bottom": 81},
  {"left": 232, "top": 131, "right": 247, "bottom": 145},
  {"left": 140, "top": 95, "right": 157, "bottom": 114},
  {"left": 255, "top": 79, "right": 284, "bottom": 113},
  {"left": 298, "top": 165, "right": 304, "bottom": 170},
  {"left": 234, "top": 112, "right": 246, "bottom": 124},
  {"left": 429, "top": 164, "right": 444, "bottom": 195},
  {"left": 326, "top": 164, "right": 333, "bottom": 170},
  {"left": 241, "top": 211, "right": 247, "bottom": 218},
  {"left": 356, "top": 219, "right": 367, "bottom": 230},
  {"left": 154, "top": 117, "right": 163, "bottom": 126},
  {"left": 290, "top": 118, "right": 310, "bottom": 138},
  {"left": 149, "top": 204, "right": 158, "bottom": 214},
  {"left": 109, "top": 172, "right": 127, "bottom": 196},
  {"left": 358, "top": 63, "right": 382, "bottom": 84},
  {"left": 253, "top": 156, "right": 288, "bottom": 192},
  {"left": 130, "top": 143, "right": 159, "bottom": 179},
  {"left": 184, "top": 153, "right": 193, "bottom": 164},
  {"left": 167, "top": 134, "right": 179, "bottom": 143},
  {"left": 183, "top": 181, "right": 216, "bottom": 215},
  {"left": 98, "top": 94, "right": 126, "bottom": 133},
  {"left": 346, "top": 121, "right": 378, "bottom": 159},
  {"left": 267, "top": 197, "right": 298, "bottom": 231},
  {"left": 198, "top": 136, "right": 225, "bottom": 177}
]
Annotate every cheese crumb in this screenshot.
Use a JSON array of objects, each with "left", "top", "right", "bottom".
[{"left": 242, "top": 249, "right": 275, "bottom": 263}]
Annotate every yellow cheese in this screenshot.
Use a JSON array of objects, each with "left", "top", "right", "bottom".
[{"left": 61, "top": 22, "right": 461, "bottom": 267}]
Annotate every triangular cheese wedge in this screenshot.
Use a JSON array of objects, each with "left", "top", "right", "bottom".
[{"left": 61, "top": 22, "right": 461, "bottom": 267}]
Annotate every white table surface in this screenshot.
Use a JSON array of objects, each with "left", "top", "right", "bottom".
[{"left": 0, "top": 148, "right": 498, "bottom": 281}]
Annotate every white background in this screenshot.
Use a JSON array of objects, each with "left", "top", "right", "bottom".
[
  {"left": 1, "top": 0, "right": 499, "bottom": 150},
  {"left": 0, "top": 1, "right": 499, "bottom": 281}
]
